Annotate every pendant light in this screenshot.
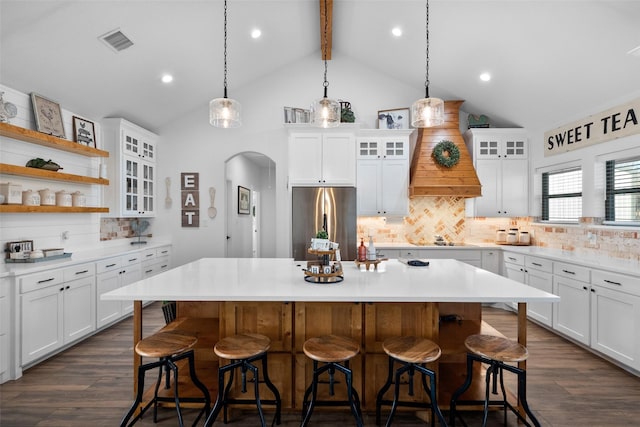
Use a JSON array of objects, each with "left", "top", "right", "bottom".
[
  {"left": 210, "top": 0, "right": 241, "bottom": 128},
  {"left": 310, "top": 0, "right": 340, "bottom": 128},
  {"left": 411, "top": 0, "right": 444, "bottom": 128}
]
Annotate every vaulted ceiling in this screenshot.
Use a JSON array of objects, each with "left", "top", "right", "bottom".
[{"left": 2, "top": 0, "right": 639, "bottom": 134}]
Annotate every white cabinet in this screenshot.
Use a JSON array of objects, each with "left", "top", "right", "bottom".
[
  {"left": 288, "top": 131, "right": 356, "bottom": 186},
  {"left": 465, "top": 129, "right": 528, "bottom": 217},
  {"left": 356, "top": 130, "right": 414, "bottom": 216},
  {"left": 503, "top": 252, "right": 553, "bottom": 326},
  {"left": 96, "top": 255, "right": 142, "bottom": 328},
  {"left": 142, "top": 245, "right": 172, "bottom": 278},
  {"left": 0, "top": 277, "right": 12, "bottom": 383},
  {"left": 103, "top": 118, "right": 158, "bottom": 217},
  {"left": 552, "top": 262, "right": 591, "bottom": 345},
  {"left": 590, "top": 270, "right": 640, "bottom": 370},
  {"left": 20, "top": 263, "right": 96, "bottom": 366}
]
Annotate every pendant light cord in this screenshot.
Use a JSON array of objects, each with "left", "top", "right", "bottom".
[
  {"left": 424, "top": 0, "right": 430, "bottom": 98},
  {"left": 223, "top": 0, "right": 229, "bottom": 98},
  {"left": 322, "top": 0, "right": 329, "bottom": 97}
]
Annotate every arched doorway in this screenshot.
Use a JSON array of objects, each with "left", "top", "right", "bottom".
[{"left": 224, "top": 152, "right": 276, "bottom": 258}]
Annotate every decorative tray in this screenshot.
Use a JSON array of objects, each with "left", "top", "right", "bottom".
[
  {"left": 5, "top": 252, "right": 72, "bottom": 263},
  {"left": 495, "top": 242, "right": 530, "bottom": 246},
  {"left": 355, "top": 258, "right": 388, "bottom": 271}
]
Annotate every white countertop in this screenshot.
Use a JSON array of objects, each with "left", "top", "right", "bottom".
[
  {"left": 0, "top": 239, "right": 172, "bottom": 278},
  {"left": 102, "top": 258, "right": 559, "bottom": 303}
]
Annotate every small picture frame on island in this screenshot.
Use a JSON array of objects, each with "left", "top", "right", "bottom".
[
  {"left": 378, "top": 107, "right": 410, "bottom": 130},
  {"left": 31, "top": 92, "right": 66, "bottom": 138},
  {"left": 72, "top": 116, "right": 96, "bottom": 147},
  {"left": 238, "top": 185, "right": 250, "bottom": 214}
]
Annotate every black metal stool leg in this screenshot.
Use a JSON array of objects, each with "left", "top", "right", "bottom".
[
  {"left": 376, "top": 356, "right": 395, "bottom": 426},
  {"left": 516, "top": 365, "right": 541, "bottom": 427},
  {"left": 152, "top": 358, "right": 165, "bottom": 423},
  {"left": 167, "top": 359, "right": 185, "bottom": 427},
  {"left": 260, "top": 353, "right": 282, "bottom": 426},
  {"left": 204, "top": 360, "right": 238, "bottom": 427},
  {"left": 415, "top": 363, "right": 447, "bottom": 427},
  {"left": 301, "top": 360, "right": 320, "bottom": 427},
  {"left": 450, "top": 352, "right": 475, "bottom": 427}
]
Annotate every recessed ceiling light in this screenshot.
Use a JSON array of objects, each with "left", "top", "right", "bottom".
[
  {"left": 479, "top": 72, "right": 491, "bottom": 82},
  {"left": 392, "top": 27, "right": 402, "bottom": 37},
  {"left": 251, "top": 28, "right": 262, "bottom": 39},
  {"left": 161, "top": 74, "right": 173, "bottom": 84}
]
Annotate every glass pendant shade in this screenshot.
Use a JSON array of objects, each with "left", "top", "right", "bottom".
[
  {"left": 411, "top": 96, "right": 445, "bottom": 128},
  {"left": 311, "top": 96, "right": 340, "bottom": 128},
  {"left": 209, "top": 97, "right": 241, "bottom": 128}
]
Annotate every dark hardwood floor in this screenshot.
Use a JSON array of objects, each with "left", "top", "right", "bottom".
[{"left": 2, "top": 303, "right": 640, "bottom": 426}]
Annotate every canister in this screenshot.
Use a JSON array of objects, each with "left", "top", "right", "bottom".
[
  {"left": 0, "top": 182, "right": 23, "bottom": 204},
  {"left": 519, "top": 231, "right": 530, "bottom": 245},
  {"left": 495, "top": 229, "right": 507, "bottom": 243},
  {"left": 72, "top": 191, "right": 86, "bottom": 207},
  {"left": 22, "top": 189, "right": 41, "bottom": 206},
  {"left": 39, "top": 188, "right": 56, "bottom": 206},
  {"left": 506, "top": 232, "right": 518, "bottom": 244},
  {"left": 55, "top": 190, "right": 72, "bottom": 207}
]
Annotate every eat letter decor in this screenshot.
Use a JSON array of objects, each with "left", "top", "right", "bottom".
[{"left": 181, "top": 172, "right": 199, "bottom": 227}]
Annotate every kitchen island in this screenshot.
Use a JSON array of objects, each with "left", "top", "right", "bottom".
[{"left": 103, "top": 257, "right": 559, "bottom": 418}]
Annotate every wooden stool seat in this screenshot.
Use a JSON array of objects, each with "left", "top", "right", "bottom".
[
  {"left": 121, "top": 330, "right": 210, "bottom": 427},
  {"left": 301, "top": 335, "right": 363, "bottom": 427},
  {"left": 376, "top": 336, "right": 447, "bottom": 426},
  {"left": 382, "top": 336, "right": 441, "bottom": 364},
  {"left": 303, "top": 334, "right": 360, "bottom": 363},
  {"left": 204, "top": 333, "right": 281, "bottom": 427},
  {"left": 450, "top": 334, "right": 539, "bottom": 427},
  {"left": 135, "top": 331, "right": 198, "bottom": 358},
  {"left": 214, "top": 333, "right": 271, "bottom": 360},
  {"left": 465, "top": 334, "right": 529, "bottom": 363}
]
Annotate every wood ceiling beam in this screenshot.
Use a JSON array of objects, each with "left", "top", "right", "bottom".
[{"left": 319, "top": 0, "right": 333, "bottom": 60}]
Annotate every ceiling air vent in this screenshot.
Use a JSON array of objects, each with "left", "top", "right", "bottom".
[{"left": 99, "top": 29, "right": 134, "bottom": 52}]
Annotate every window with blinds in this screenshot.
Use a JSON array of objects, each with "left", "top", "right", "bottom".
[
  {"left": 605, "top": 157, "right": 640, "bottom": 223},
  {"left": 542, "top": 168, "right": 582, "bottom": 222}
]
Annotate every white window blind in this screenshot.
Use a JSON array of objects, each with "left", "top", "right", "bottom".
[
  {"left": 605, "top": 157, "right": 640, "bottom": 223},
  {"left": 542, "top": 168, "right": 582, "bottom": 222}
]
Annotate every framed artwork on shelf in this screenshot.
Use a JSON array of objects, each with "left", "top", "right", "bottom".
[
  {"left": 72, "top": 116, "right": 96, "bottom": 147},
  {"left": 30, "top": 93, "right": 66, "bottom": 138},
  {"left": 238, "top": 185, "right": 250, "bottom": 215},
  {"left": 378, "top": 107, "right": 410, "bottom": 130}
]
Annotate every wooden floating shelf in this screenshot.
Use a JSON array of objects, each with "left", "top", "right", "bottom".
[
  {"left": 0, "top": 122, "right": 109, "bottom": 158},
  {"left": 0, "top": 163, "right": 109, "bottom": 185},
  {"left": 0, "top": 205, "right": 109, "bottom": 213}
]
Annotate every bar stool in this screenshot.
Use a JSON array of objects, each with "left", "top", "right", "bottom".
[
  {"left": 203, "top": 333, "right": 281, "bottom": 427},
  {"left": 375, "top": 336, "right": 447, "bottom": 426},
  {"left": 449, "top": 334, "right": 540, "bottom": 427},
  {"left": 120, "top": 331, "right": 211, "bottom": 427},
  {"left": 301, "top": 334, "right": 363, "bottom": 427}
]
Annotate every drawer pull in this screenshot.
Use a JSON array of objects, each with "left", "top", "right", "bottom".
[
  {"left": 75, "top": 270, "right": 89, "bottom": 275},
  {"left": 604, "top": 279, "right": 622, "bottom": 286},
  {"left": 106, "top": 263, "right": 117, "bottom": 268},
  {"left": 508, "top": 257, "right": 517, "bottom": 261},
  {"left": 160, "top": 250, "right": 169, "bottom": 254},
  {"left": 146, "top": 254, "right": 154, "bottom": 257},
  {"left": 128, "top": 258, "right": 138, "bottom": 262},
  {"left": 531, "top": 262, "right": 542, "bottom": 267},
  {"left": 145, "top": 269, "right": 153, "bottom": 274},
  {"left": 562, "top": 269, "right": 575, "bottom": 275},
  {"left": 37, "top": 278, "right": 55, "bottom": 284},
  {"left": 160, "top": 264, "right": 168, "bottom": 269}
]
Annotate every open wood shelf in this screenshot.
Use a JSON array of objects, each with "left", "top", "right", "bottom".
[
  {"left": 0, "top": 163, "right": 109, "bottom": 185},
  {"left": 0, "top": 205, "right": 109, "bottom": 213},
  {"left": 0, "top": 122, "right": 109, "bottom": 158}
]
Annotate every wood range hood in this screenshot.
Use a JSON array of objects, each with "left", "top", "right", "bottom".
[{"left": 409, "top": 100, "right": 481, "bottom": 198}]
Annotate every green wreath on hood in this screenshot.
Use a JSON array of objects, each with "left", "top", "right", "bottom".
[{"left": 432, "top": 140, "right": 460, "bottom": 168}]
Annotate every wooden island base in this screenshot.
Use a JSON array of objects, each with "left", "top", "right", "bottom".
[{"left": 137, "top": 300, "right": 522, "bottom": 416}]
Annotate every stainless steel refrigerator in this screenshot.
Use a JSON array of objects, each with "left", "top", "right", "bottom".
[{"left": 292, "top": 187, "right": 357, "bottom": 261}]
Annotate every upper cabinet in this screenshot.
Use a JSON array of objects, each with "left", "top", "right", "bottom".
[
  {"left": 288, "top": 129, "right": 356, "bottom": 186},
  {"left": 356, "top": 130, "right": 415, "bottom": 217},
  {"left": 0, "top": 122, "right": 109, "bottom": 213},
  {"left": 102, "top": 119, "right": 158, "bottom": 217},
  {"left": 465, "top": 129, "right": 529, "bottom": 217}
]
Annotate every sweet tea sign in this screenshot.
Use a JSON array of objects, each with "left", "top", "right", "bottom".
[{"left": 544, "top": 98, "right": 640, "bottom": 157}]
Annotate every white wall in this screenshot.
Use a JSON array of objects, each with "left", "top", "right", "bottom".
[
  {"left": 154, "top": 51, "right": 420, "bottom": 267},
  {"left": 528, "top": 90, "right": 640, "bottom": 218}
]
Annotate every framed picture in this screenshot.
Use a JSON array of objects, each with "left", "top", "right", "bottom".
[
  {"left": 30, "top": 93, "right": 66, "bottom": 138},
  {"left": 378, "top": 107, "right": 410, "bottom": 130},
  {"left": 72, "top": 116, "right": 96, "bottom": 147},
  {"left": 238, "top": 186, "right": 250, "bottom": 215}
]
